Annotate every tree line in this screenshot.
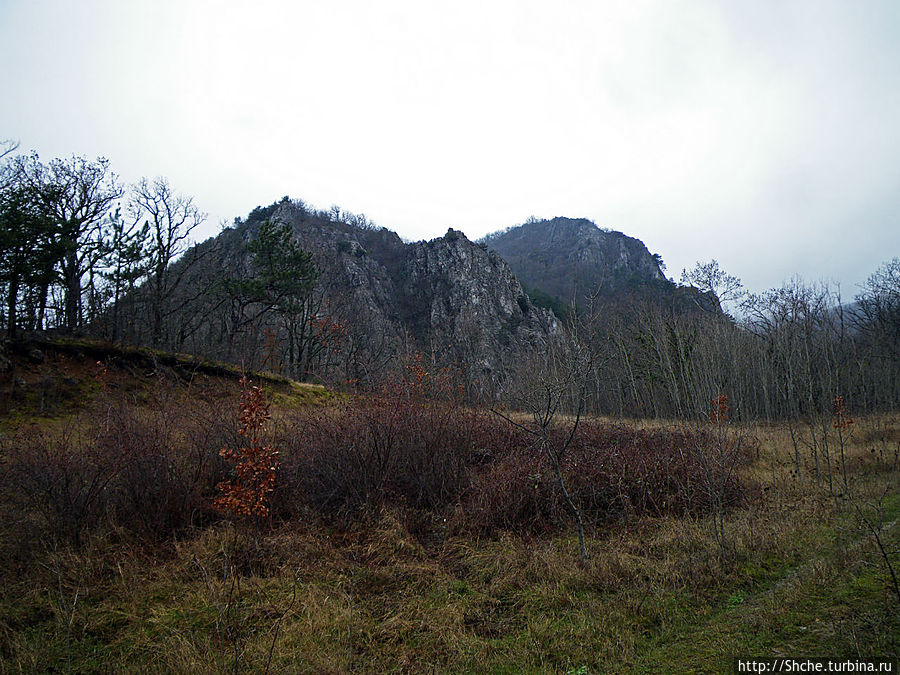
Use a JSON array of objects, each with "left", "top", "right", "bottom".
[
  {"left": 0, "top": 141, "right": 208, "bottom": 342},
  {"left": 525, "top": 258, "right": 900, "bottom": 422},
  {"left": 0, "top": 143, "right": 362, "bottom": 383},
  {"left": 3, "top": 140, "right": 899, "bottom": 426}
]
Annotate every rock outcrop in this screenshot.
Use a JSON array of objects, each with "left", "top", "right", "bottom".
[{"left": 269, "top": 203, "right": 560, "bottom": 387}]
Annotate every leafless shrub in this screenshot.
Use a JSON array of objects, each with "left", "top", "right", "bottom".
[
  {"left": 463, "top": 420, "right": 753, "bottom": 536},
  {"left": 2, "top": 420, "right": 126, "bottom": 548},
  {"left": 276, "top": 367, "right": 502, "bottom": 517}
]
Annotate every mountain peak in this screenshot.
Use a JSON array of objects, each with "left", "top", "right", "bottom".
[{"left": 480, "top": 217, "right": 668, "bottom": 310}]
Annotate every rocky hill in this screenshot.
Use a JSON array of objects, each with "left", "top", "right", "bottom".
[
  {"left": 162, "top": 201, "right": 561, "bottom": 392},
  {"left": 481, "top": 217, "right": 712, "bottom": 315},
  {"left": 275, "top": 203, "right": 560, "bottom": 384},
  {"left": 124, "top": 206, "right": 716, "bottom": 392}
]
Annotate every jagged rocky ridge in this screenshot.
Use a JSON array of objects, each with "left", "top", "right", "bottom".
[{"left": 203, "top": 202, "right": 562, "bottom": 390}]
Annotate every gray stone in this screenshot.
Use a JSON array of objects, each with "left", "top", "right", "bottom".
[{"left": 272, "top": 204, "right": 562, "bottom": 391}]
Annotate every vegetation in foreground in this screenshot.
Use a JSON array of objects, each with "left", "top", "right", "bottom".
[{"left": 0, "top": 345, "right": 897, "bottom": 673}]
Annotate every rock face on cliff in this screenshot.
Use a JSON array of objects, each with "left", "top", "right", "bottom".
[
  {"left": 268, "top": 203, "right": 560, "bottom": 387},
  {"left": 401, "top": 229, "right": 558, "bottom": 378}
]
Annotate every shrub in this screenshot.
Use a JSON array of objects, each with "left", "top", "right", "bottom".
[
  {"left": 462, "top": 421, "right": 753, "bottom": 534},
  {"left": 1, "top": 389, "right": 233, "bottom": 546},
  {"left": 2, "top": 419, "right": 126, "bottom": 548},
  {"left": 111, "top": 400, "right": 224, "bottom": 540},
  {"left": 274, "top": 358, "right": 517, "bottom": 519},
  {"left": 0, "top": 364, "right": 754, "bottom": 548}
]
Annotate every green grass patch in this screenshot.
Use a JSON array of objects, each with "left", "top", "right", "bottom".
[{"left": 269, "top": 380, "right": 336, "bottom": 408}]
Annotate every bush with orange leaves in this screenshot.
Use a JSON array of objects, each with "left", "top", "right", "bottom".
[
  {"left": 832, "top": 395, "right": 853, "bottom": 430},
  {"left": 213, "top": 379, "right": 279, "bottom": 519},
  {"left": 709, "top": 394, "right": 729, "bottom": 424}
]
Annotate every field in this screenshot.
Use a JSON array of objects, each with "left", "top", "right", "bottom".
[{"left": 0, "top": 343, "right": 897, "bottom": 673}]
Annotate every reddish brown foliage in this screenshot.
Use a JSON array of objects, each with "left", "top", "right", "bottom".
[
  {"left": 213, "top": 379, "right": 279, "bottom": 519},
  {"left": 709, "top": 394, "right": 729, "bottom": 424},
  {"left": 832, "top": 395, "right": 854, "bottom": 430},
  {"left": 0, "top": 359, "right": 754, "bottom": 549},
  {"left": 274, "top": 361, "right": 752, "bottom": 534},
  {"left": 464, "top": 422, "right": 752, "bottom": 534},
  {"left": 0, "top": 388, "right": 229, "bottom": 546},
  {"left": 275, "top": 360, "right": 500, "bottom": 516}
]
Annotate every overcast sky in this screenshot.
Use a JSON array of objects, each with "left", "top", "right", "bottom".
[{"left": 1, "top": 0, "right": 898, "bottom": 295}]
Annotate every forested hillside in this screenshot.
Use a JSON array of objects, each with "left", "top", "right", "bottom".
[{"left": 0, "top": 149, "right": 559, "bottom": 396}]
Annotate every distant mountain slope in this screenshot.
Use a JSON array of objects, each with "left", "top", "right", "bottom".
[{"left": 481, "top": 217, "right": 712, "bottom": 314}]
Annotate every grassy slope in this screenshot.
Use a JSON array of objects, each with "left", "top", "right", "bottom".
[
  {"left": 0, "top": 343, "right": 897, "bottom": 673},
  {"left": 0, "top": 336, "right": 333, "bottom": 425}
]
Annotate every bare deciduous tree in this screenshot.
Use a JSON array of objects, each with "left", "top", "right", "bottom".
[
  {"left": 129, "top": 176, "right": 206, "bottom": 346},
  {"left": 681, "top": 259, "right": 745, "bottom": 315},
  {"left": 496, "top": 298, "right": 601, "bottom": 560}
]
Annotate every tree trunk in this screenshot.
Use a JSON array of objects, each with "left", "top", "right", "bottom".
[
  {"left": 6, "top": 276, "right": 19, "bottom": 338},
  {"left": 63, "top": 252, "right": 81, "bottom": 331}
]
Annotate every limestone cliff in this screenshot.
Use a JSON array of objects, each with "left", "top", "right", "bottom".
[{"left": 269, "top": 203, "right": 560, "bottom": 387}]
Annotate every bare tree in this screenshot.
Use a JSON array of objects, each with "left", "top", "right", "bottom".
[
  {"left": 100, "top": 207, "right": 149, "bottom": 341},
  {"left": 0, "top": 139, "right": 19, "bottom": 168},
  {"left": 691, "top": 394, "right": 748, "bottom": 563},
  {"left": 496, "top": 298, "right": 599, "bottom": 560},
  {"left": 681, "top": 259, "right": 744, "bottom": 316},
  {"left": 129, "top": 177, "right": 206, "bottom": 346},
  {"left": 855, "top": 258, "right": 900, "bottom": 359}
]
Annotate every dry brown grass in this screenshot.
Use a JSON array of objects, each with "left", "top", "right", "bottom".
[{"left": 0, "top": 372, "right": 897, "bottom": 673}]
